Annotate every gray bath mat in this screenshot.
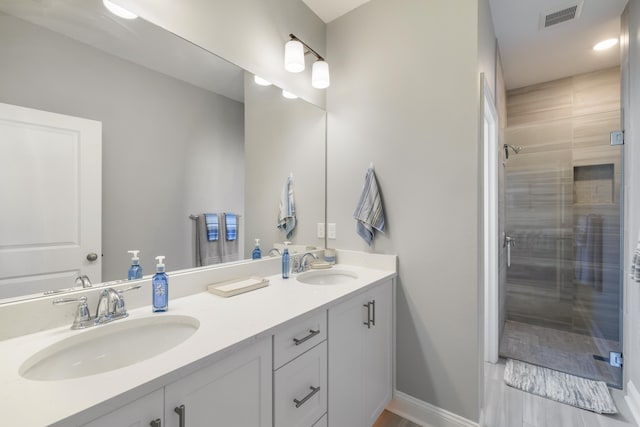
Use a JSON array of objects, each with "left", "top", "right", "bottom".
[{"left": 504, "top": 359, "right": 618, "bottom": 414}]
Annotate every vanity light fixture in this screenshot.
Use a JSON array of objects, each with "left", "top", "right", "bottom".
[
  {"left": 282, "top": 89, "right": 298, "bottom": 99},
  {"left": 103, "top": 0, "right": 138, "bottom": 19},
  {"left": 284, "top": 33, "right": 330, "bottom": 89},
  {"left": 254, "top": 75, "right": 272, "bottom": 86},
  {"left": 593, "top": 38, "right": 618, "bottom": 51}
]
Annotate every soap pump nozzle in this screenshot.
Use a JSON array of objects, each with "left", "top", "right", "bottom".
[
  {"left": 128, "top": 250, "right": 140, "bottom": 264},
  {"left": 155, "top": 255, "right": 165, "bottom": 273}
]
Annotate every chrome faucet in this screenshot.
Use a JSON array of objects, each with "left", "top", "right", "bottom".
[
  {"left": 53, "top": 285, "right": 140, "bottom": 330},
  {"left": 292, "top": 252, "right": 318, "bottom": 274},
  {"left": 75, "top": 275, "right": 92, "bottom": 288},
  {"left": 268, "top": 248, "right": 282, "bottom": 257},
  {"left": 44, "top": 274, "right": 92, "bottom": 295}
]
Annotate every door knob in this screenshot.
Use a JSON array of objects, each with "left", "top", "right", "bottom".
[{"left": 86, "top": 252, "right": 98, "bottom": 262}]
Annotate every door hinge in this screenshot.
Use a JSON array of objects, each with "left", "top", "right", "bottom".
[
  {"left": 610, "top": 130, "right": 624, "bottom": 145},
  {"left": 593, "top": 351, "right": 623, "bottom": 368},
  {"left": 610, "top": 351, "right": 623, "bottom": 368}
]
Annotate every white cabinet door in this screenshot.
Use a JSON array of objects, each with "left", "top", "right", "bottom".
[
  {"left": 328, "top": 280, "right": 393, "bottom": 427},
  {"left": 0, "top": 102, "right": 102, "bottom": 299},
  {"left": 363, "top": 283, "right": 393, "bottom": 426},
  {"left": 82, "top": 389, "right": 163, "bottom": 427},
  {"left": 328, "top": 289, "right": 367, "bottom": 427},
  {"left": 164, "top": 337, "right": 272, "bottom": 427}
]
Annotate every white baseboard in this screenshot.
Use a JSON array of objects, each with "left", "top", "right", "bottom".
[
  {"left": 386, "top": 390, "right": 478, "bottom": 427},
  {"left": 626, "top": 380, "right": 640, "bottom": 426}
]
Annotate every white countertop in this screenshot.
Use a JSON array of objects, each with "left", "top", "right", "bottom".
[{"left": 0, "top": 263, "right": 396, "bottom": 426}]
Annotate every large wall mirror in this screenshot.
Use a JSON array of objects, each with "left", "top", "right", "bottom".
[{"left": 0, "top": 0, "right": 326, "bottom": 302}]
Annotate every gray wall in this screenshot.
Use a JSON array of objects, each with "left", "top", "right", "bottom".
[
  {"left": 116, "top": 0, "right": 327, "bottom": 108},
  {"left": 326, "top": 0, "right": 484, "bottom": 421},
  {"left": 244, "top": 73, "right": 326, "bottom": 256},
  {"left": 0, "top": 15, "right": 244, "bottom": 280},
  {"left": 623, "top": 0, "right": 640, "bottom": 395}
]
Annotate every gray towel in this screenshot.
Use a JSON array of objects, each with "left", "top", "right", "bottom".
[
  {"left": 196, "top": 214, "right": 222, "bottom": 266},
  {"left": 353, "top": 167, "right": 385, "bottom": 246},
  {"left": 221, "top": 212, "right": 240, "bottom": 263},
  {"left": 277, "top": 175, "right": 296, "bottom": 239}
]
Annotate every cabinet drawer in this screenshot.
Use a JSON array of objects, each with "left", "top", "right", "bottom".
[
  {"left": 273, "top": 309, "right": 327, "bottom": 369},
  {"left": 274, "top": 341, "right": 327, "bottom": 427}
]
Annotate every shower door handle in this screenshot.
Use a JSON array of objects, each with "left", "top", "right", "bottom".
[{"left": 504, "top": 235, "right": 515, "bottom": 268}]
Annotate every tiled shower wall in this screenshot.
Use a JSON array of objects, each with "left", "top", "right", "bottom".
[{"left": 504, "top": 67, "right": 622, "bottom": 342}]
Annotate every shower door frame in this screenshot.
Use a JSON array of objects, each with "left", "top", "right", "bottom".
[{"left": 481, "top": 74, "right": 500, "bottom": 364}]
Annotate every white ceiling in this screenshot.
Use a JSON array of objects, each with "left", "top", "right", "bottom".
[
  {"left": 489, "top": 0, "right": 628, "bottom": 89},
  {"left": 302, "top": 0, "right": 371, "bottom": 23},
  {"left": 303, "top": 0, "right": 627, "bottom": 91}
]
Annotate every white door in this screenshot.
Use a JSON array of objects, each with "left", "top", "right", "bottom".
[{"left": 0, "top": 102, "right": 101, "bottom": 299}]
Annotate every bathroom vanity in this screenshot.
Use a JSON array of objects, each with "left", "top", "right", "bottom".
[{"left": 0, "top": 251, "right": 396, "bottom": 427}]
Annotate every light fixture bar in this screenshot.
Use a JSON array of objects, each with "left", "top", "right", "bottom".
[{"left": 289, "top": 33, "right": 325, "bottom": 61}]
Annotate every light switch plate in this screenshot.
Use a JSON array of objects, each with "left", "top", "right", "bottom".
[
  {"left": 328, "top": 223, "right": 336, "bottom": 239},
  {"left": 317, "top": 223, "right": 325, "bottom": 238}
]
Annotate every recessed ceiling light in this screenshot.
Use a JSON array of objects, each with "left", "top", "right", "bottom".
[
  {"left": 593, "top": 38, "right": 618, "bottom": 51},
  {"left": 103, "top": 0, "right": 138, "bottom": 20},
  {"left": 282, "top": 90, "right": 298, "bottom": 99},
  {"left": 254, "top": 76, "right": 272, "bottom": 86}
]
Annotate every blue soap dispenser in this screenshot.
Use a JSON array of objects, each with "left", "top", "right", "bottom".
[
  {"left": 152, "top": 255, "right": 168, "bottom": 312},
  {"left": 252, "top": 238, "right": 262, "bottom": 260},
  {"left": 282, "top": 241, "right": 290, "bottom": 279},
  {"left": 127, "top": 250, "right": 142, "bottom": 280}
]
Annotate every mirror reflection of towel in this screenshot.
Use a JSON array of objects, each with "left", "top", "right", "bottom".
[
  {"left": 222, "top": 213, "right": 240, "bottom": 263},
  {"left": 196, "top": 214, "right": 222, "bottom": 266},
  {"left": 225, "top": 213, "right": 237, "bottom": 241},
  {"left": 205, "top": 213, "right": 219, "bottom": 241},
  {"left": 277, "top": 175, "right": 296, "bottom": 239},
  {"left": 353, "top": 167, "right": 385, "bottom": 246}
]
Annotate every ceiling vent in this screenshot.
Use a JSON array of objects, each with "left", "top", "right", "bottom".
[{"left": 540, "top": 2, "right": 583, "bottom": 29}]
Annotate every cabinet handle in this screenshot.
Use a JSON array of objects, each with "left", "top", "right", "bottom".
[
  {"left": 150, "top": 419, "right": 161, "bottom": 427},
  {"left": 293, "top": 386, "right": 321, "bottom": 408},
  {"left": 371, "top": 299, "right": 376, "bottom": 326},
  {"left": 363, "top": 302, "right": 371, "bottom": 328},
  {"left": 293, "top": 329, "right": 320, "bottom": 346},
  {"left": 174, "top": 405, "right": 185, "bottom": 427}
]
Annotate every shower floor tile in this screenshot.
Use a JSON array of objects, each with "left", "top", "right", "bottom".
[{"left": 499, "top": 320, "right": 621, "bottom": 387}]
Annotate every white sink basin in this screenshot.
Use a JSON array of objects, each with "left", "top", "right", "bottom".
[
  {"left": 20, "top": 315, "right": 199, "bottom": 381},
  {"left": 296, "top": 269, "right": 358, "bottom": 285}
]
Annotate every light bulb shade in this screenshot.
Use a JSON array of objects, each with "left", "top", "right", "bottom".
[
  {"left": 282, "top": 89, "right": 298, "bottom": 99},
  {"left": 103, "top": 0, "right": 138, "bottom": 19},
  {"left": 312, "top": 60, "right": 330, "bottom": 89},
  {"left": 284, "top": 40, "right": 305, "bottom": 73},
  {"left": 254, "top": 75, "right": 272, "bottom": 86}
]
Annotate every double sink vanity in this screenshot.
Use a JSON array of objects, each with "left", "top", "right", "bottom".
[{"left": 0, "top": 250, "right": 397, "bottom": 427}]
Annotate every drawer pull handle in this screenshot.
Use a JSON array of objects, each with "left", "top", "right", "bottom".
[
  {"left": 294, "top": 386, "right": 321, "bottom": 408},
  {"left": 363, "top": 300, "right": 375, "bottom": 328},
  {"left": 174, "top": 405, "right": 185, "bottom": 427},
  {"left": 293, "top": 329, "right": 320, "bottom": 346},
  {"left": 150, "top": 419, "right": 161, "bottom": 427},
  {"left": 371, "top": 299, "right": 376, "bottom": 326}
]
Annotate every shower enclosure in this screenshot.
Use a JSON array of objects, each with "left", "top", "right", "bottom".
[{"left": 499, "top": 68, "right": 623, "bottom": 388}]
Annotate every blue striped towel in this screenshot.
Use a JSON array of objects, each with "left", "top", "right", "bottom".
[
  {"left": 277, "top": 175, "right": 296, "bottom": 239},
  {"left": 353, "top": 167, "right": 385, "bottom": 246},
  {"left": 205, "top": 213, "right": 219, "bottom": 241},
  {"left": 225, "top": 213, "right": 237, "bottom": 241}
]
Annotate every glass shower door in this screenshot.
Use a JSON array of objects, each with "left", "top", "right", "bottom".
[{"left": 500, "top": 117, "right": 623, "bottom": 388}]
